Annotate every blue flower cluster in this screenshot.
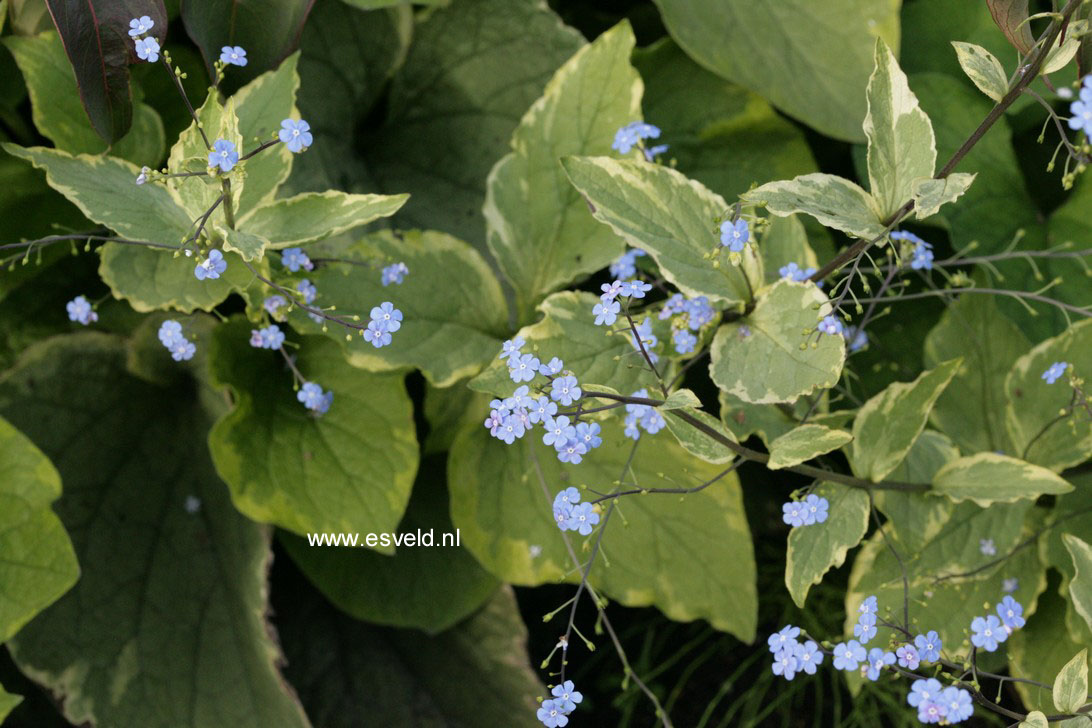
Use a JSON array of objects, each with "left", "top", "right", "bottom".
[
  {"left": 381, "top": 262, "right": 409, "bottom": 286},
  {"left": 622, "top": 388, "right": 665, "bottom": 440},
  {"left": 970, "top": 595, "right": 1025, "bottom": 652},
  {"left": 363, "top": 302, "right": 402, "bottom": 348},
  {"left": 281, "top": 247, "right": 313, "bottom": 273},
  {"left": 1069, "top": 75, "right": 1092, "bottom": 135},
  {"left": 766, "top": 626, "right": 823, "bottom": 681},
  {"left": 551, "top": 487, "right": 600, "bottom": 535},
  {"left": 158, "top": 320, "right": 195, "bottom": 361},
  {"left": 194, "top": 249, "right": 227, "bottom": 280},
  {"left": 1042, "top": 361, "right": 1069, "bottom": 384},
  {"left": 658, "top": 293, "right": 715, "bottom": 355},
  {"left": 537, "top": 680, "right": 583, "bottom": 727},
  {"left": 818, "top": 315, "right": 844, "bottom": 337},
  {"left": 781, "top": 494, "right": 829, "bottom": 527},
  {"left": 610, "top": 248, "right": 646, "bottom": 279},
  {"left": 129, "top": 16, "right": 160, "bottom": 62},
  {"left": 249, "top": 324, "right": 285, "bottom": 350},
  {"left": 263, "top": 295, "right": 287, "bottom": 319},
  {"left": 66, "top": 295, "right": 97, "bottom": 326},
  {"left": 592, "top": 277, "right": 651, "bottom": 326},
  {"left": 611, "top": 121, "right": 662, "bottom": 157},
  {"left": 719, "top": 218, "right": 750, "bottom": 252},
  {"left": 909, "top": 679, "right": 974, "bottom": 724},
  {"left": 297, "top": 381, "right": 332, "bottom": 415},
  {"left": 891, "top": 231, "right": 934, "bottom": 270}
]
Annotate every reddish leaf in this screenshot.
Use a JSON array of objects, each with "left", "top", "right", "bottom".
[
  {"left": 986, "top": 0, "right": 1036, "bottom": 56},
  {"left": 45, "top": 0, "right": 167, "bottom": 143}
]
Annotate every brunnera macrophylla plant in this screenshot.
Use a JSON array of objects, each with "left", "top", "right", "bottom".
[{"left": 1, "top": 1, "right": 1092, "bottom": 727}]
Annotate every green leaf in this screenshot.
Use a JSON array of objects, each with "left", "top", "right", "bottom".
[
  {"left": 0, "top": 686, "right": 21, "bottom": 722},
  {"left": 208, "top": 320, "right": 418, "bottom": 547},
  {"left": 280, "top": 470, "right": 499, "bottom": 634},
  {"left": 912, "top": 174, "right": 976, "bottom": 219},
  {"left": 663, "top": 407, "right": 737, "bottom": 465},
  {"left": 485, "top": 22, "right": 640, "bottom": 317},
  {"left": 0, "top": 143, "right": 193, "bottom": 246},
  {"left": 1020, "top": 711, "right": 1050, "bottom": 728},
  {"left": 923, "top": 293, "right": 1029, "bottom": 454},
  {"left": 468, "top": 291, "right": 657, "bottom": 399},
  {"left": 215, "top": 224, "right": 269, "bottom": 262},
  {"left": 291, "top": 229, "right": 509, "bottom": 387},
  {"left": 1004, "top": 318, "right": 1092, "bottom": 471},
  {"left": 742, "top": 173, "right": 885, "bottom": 240},
  {"left": 1010, "top": 586, "right": 1087, "bottom": 710},
  {"left": 239, "top": 190, "right": 409, "bottom": 249},
  {"left": 710, "top": 280, "right": 845, "bottom": 404},
  {"left": 952, "top": 41, "right": 1009, "bottom": 101},
  {"left": 864, "top": 39, "right": 937, "bottom": 219},
  {"left": 166, "top": 92, "right": 237, "bottom": 218},
  {"left": 561, "top": 155, "right": 761, "bottom": 307},
  {"left": 4, "top": 32, "right": 165, "bottom": 166},
  {"left": 0, "top": 333, "right": 310, "bottom": 727},
  {"left": 769, "top": 425, "right": 852, "bottom": 470},
  {"left": 97, "top": 245, "right": 254, "bottom": 313},
  {"left": 873, "top": 430, "right": 958, "bottom": 553},
  {"left": 651, "top": 0, "right": 900, "bottom": 143},
  {"left": 932, "top": 452, "right": 1074, "bottom": 506},
  {"left": 279, "top": 584, "right": 544, "bottom": 727},
  {"left": 1053, "top": 649, "right": 1089, "bottom": 714},
  {"left": 851, "top": 359, "right": 960, "bottom": 482},
  {"left": 661, "top": 389, "right": 701, "bottom": 410},
  {"left": 362, "top": 0, "right": 584, "bottom": 250},
  {"left": 181, "top": 0, "right": 311, "bottom": 83},
  {"left": 448, "top": 419, "right": 757, "bottom": 640},
  {"left": 1063, "top": 534, "right": 1092, "bottom": 637},
  {"left": 785, "top": 482, "right": 870, "bottom": 608},
  {"left": 232, "top": 53, "right": 300, "bottom": 214},
  {"left": 0, "top": 416, "right": 79, "bottom": 643},
  {"left": 718, "top": 390, "right": 798, "bottom": 447},
  {"left": 1039, "top": 491, "right": 1092, "bottom": 646},
  {"left": 1043, "top": 19, "right": 1089, "bottom": 75},
  {"left": 758, "top": 215, "right": 820, "bottom": 286}
]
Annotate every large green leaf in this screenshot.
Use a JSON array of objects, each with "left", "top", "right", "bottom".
[
  {"left": 97, "top": 245, "right": 255, "bottom": 313},
  {"left": 0, "top": 416, "right": 79, "bottom": 643},
  {"left": 1063, "top": 535, "right": 1092, "bottom": 638},
  {"left": 181, "top": 0, "right": 311, "bottom": 83},
  {"left": 4, "top": 31, "right": 165, "bottom": 166},
  {"left": 932, "top": 452, "right": 1073, "bottom": 506},
  {"left": 769, "top": 425, "right": 853, "bottom": 470},
  {"left": 485, "top": 22, "right": 640, "bottom": 318},
  {"left": 0, "top": 144, "right": 193, "bottom": 246},
  {"left": 291, "top": 230, "right": 508, "bottom": 387},
  {"left": 363, "top": 0, "right": 584, "bottom": 250},
  {"left": 448, "top": 418, "right": 757, "bottom": 640},
  {"left": 468, "top": 291, "right": 658, "bottom": 399},
  {"left": 652, "top": 0, "right": 900, "bottom": 143},
  {"left": 561, "top": 155, "right": 761, "bottom": 307},
  {"left": 742, "top": 173, "right": 886, "bottom": 241},
  {"left": 239, "top": 190, "right": 408, "bottom": 248},
  {"left": 1053, "top": 649, "right": 1088, "bottom": 714},
  {"left": 850, "top": 359, "right": 960, "bottom": 482},
  {"left": 785, "top": 482, "right": 870, "bottom": 608},
  {"left": 1004, "top": 318, "right": 1092, "bottom": 471},
  {"left": 208, "top": 320, "right": 418, "bottom": 547},
  {"left": 0, "top": 333, "right": 310, "bottom": 728},
  {"left": 278, "top": 581, "right": 543, "bottom": 727},
  {"left": 864, "top": 39, "right": 937, "bottom": 218},
  {"left": 709, "top": 280, "right": 846, "bottom": 404},
  {"left": 923, "top": 294, "right": 1030, "bottom": 454},
  {"left": 873, "top": 430, "right": 958, "bottom": 553},
  {"left": 280, "top": 468, "right": 498, "bottom": 634}
]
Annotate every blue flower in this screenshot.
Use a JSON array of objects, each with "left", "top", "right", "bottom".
[
  {"left": 504, "top": 386, "right": 534, "bottom": 411},
  {"left": 568, "top": 502, "right": 599, "bottom": 535},
  {"left": 818, "top": 315, "right": 844, "bottom": 336},
  {"left": 672, "top": 329, "right": 697, "bottom": 354},
  {"left": 1070, "top": 96, "right": 1092, "bottom": 134},
  {"left": 640, "top": 407, "right": 665, "bottom": 434},
  {"left": 249, "top": 324, "right": 285, "bottom": 350},
  {"left": 509, "top": 352, "right": 540, "bottom": 383},
  {"left": 539, "top": 356, "right": 564, "bottom": 377},
  {"left": 914, "top": 631, "right": 942, "bottom": 662},
  {"left": 772, "top": 646, "right": 799, "bottom": 680},
  {"left": 802, "top": 494, "right": 829, "bottom": 525},
  {"left": 593, "top": 299, "right": 620, "bottom": 326},
  {"left": 158, "top": 320, "right": 182, "bottom": 345},
  {"left": 297, "top": 381, "right": 333, "bottom": 414},
  {"left": 263, "top": 295, "right": 287, "bottom": 317},
  {"left": 369, "top": 302, "right": 402, "bottom": 332},
  {"left": 832, "top": 640, "right": 866, "bottom": 671},
  {"left": 719, "top": 219, "right": 750, "bottom": 251},
  {"left": 536, "top": 698, "right": 568, "bottom": 728},
  {"left": 610, "top": 249, "right": 646, "bottom": 279},
  {"left": 529, "top": 396, "right": 557, "bottom": 424},
  {"left": 854, "top": 617, "right": 877, "bottom": 644},
  {"left": 66, "top": 295, "right": 98, "bottom": 325},
  {"left": 782, "top": 501, "right": 805, "bottom": 528},
  {"left": 158, "top": 320, "right": 195, "bottom": 361},
  {"left": 279, "top": 118, "right": 313, "bottom": 153},
  {"left": 551, "top": 375, "right": 581, "bottom": 405},
  {"left": 996, "top": 595, "right": 1025, "bottom": 630},
  {"left": 979, "top": 538, "right": 996, "bottom": 556},
  {"left": 619, "top": 280, "right": 652, "bottom": 298},
  {"left": 643, "top": 143, "right": 669, "bottom": 161},
  {"left": 553, "top": 487, "right": 580, "bottom": 511},
  {"left": 134, "top": 37, "right": 160, "bottom": 62},
  {"left": 864, "top": 648, "right": 895, "bottom": 681},
  {"left": 767, "top": 625, "right": 800, "bottom": 653},
  {"left": 659, "top": 293, "right": 686, "bottom": 320},
  {"left": 208, "top": 139, "right": 238, "bottom": 172},
  {"left": 970, "top": 614, "right": 1007, "bottom": 651},
  {"left": 629, "top": 318, "right": 659, "bottom": 364},
  {"left": 859, "top": 595, "right": 878, "bottom": 616},
  {"left": 1002, "top": 578, "right": 1018, "bottom": 594},
  {"left": 845, "top": 326, "right": 869, "bottom": 353},
  {"left": 779, "top": 262, "right": 817, "bottom": 282},
  {"left": 1042, "top": 361, "right": 1069, "bottom": 384},
  {"left": 380, "top": 261, "right": 408, "bottom": 286},
  {"left": 685, "top": 297, "right": 715, "bottom": 330},
  {"left": 550, "top": 680, "right": 583, "bottom": 714},
  {"left": 612, "top": 121, "right": 661, "bottom": 154},
  {"left": 555, "top": 438, "right": 588, "bottom": 464},
  {"left": 940, "top": 686, "right": 974, "bottom": 723},
  {"left": 297, "top": 279, "right": 317, "bottom": 304},
  {"left": 220, "top": 46, "right": 248, "bottom": 66},
  {"left": 500, "top": 337, "right": 525, "bottom": 360},
  {"left": 281, "top": 247, "right": 313, "bottom": 273},
  {"left": 600, "top": 280, "right": 623, "bottom": 301},
  {"left": 542, "top": 416, "right": 575, "bottom": 448},
  {"left": 496, "top": 414, "right": 526, "bottom": 444},
  {"left": 892, "top": 231, "right": 934, "bottom": 270},
  {"left": 908, "top": 678, "right": 943, "bottom": 708},
  {"left": 918, "top": 700, "right": 948, "bottom": 724},
  {"left": 896, "top": 644, "right": 919, "bottom": 669},
  {"left": 128, "top": 16, "right": 154, "bottom": 36},
  {"left": 362, "top": 319, "right": 392, "bottom": 348},
  {"left": 575, "top": 422, "right": 602, "bottom": 450},
  {"left": 194, "top": 249, "right": 227, "bottom": 281},
  {"left": 794, "top": 640, "right": 823, "bottom": 675}
]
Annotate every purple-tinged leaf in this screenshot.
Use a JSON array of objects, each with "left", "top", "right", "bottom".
[{"left": 986, "top": 0, "right": 1035, "bottom": 56}]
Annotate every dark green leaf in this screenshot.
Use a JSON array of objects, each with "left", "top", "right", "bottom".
[{"left": 180, "top": 0, "right": 312, "bottom": 82}]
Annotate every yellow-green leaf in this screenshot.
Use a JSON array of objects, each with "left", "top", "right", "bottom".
[
  {"left": 952, "top": 41, "right": 1008, "bottom": 101},
  {"left": 769, "top": 424, "right": 852, "bottom": 470},
  {"left": 742, "top": 173, "right": 885, "bottom": 241},
  {"left": 786, "top": 482, "right": 870, "bottom": 608},
  {"left": 239, "top": 190, "right": 408, "bottom": 248},
  {"left": 932, "top": 452, "right": 1074, "bottom": 506},
  {"left": 1053, "top": 649, "right": 1089, "bottom": 714},
  {"left": 1063, "top": 534, "right": 1092, "bottom": 637}
]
